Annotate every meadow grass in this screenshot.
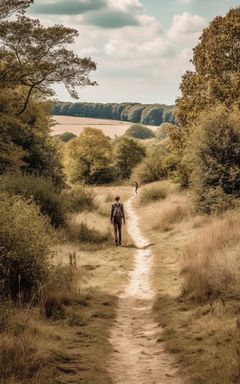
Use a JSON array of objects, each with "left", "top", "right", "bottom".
[
  {"left": 138, "top": 180, "right": 178, "bottom": 205},
  {"left": 137, "top": 186, "right": 240, "bottom": 384}
]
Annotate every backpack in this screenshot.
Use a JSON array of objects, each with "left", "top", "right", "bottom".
[{"left": 113, "top": 203, "right": 123, "bottom": 218}]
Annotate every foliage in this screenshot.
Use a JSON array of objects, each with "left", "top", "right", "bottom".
[
  {"left": 52, "top": 101, "right": 175, "bottom": 126},
  {"left": 0, "top": 194, "right": 52, "bottom": 301},
  {"left": 0, "top": 16, "right": 96, "bottom": 115},
  {"left": 173, "top": 7, "right": 240, "bottom": 185},
  {"left": 124, "top": 124, "right": 155, "bottom": 140},
  {"left": 190, "top": 106, "right": 240, "bottom": 213},
  {"left": 114, "top": 136, "right": 146, "bottom": 179},
  {"left": 55, "top": 132, "right": 77, "bottom": 143},
  {"left": 132, "top": 141, "right": 177, "bottom": 184},
  {"left": 0, "top": 95, "right": 65, "bottom": 186},
  {"left": 0, "top": 173, "right": 65, "bottom": 226},
  {"left": 0, "top": 0, "right": 33, "bottom": 19},
  {"left": 63, "top": 185, "right": 95, "bottom": 213},
  {"left": 155, "top": 123, "right": 171, "bottom": 140},
  {"left": 64, "top": 127, "right": 114, "bottom": 184},
  {"left": 139, "top": 185, "right": 167, "bottom": 205}
]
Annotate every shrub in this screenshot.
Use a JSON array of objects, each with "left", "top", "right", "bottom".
[
  {"left": 181, "top": 211, "right": 240, "bottom": 301},
  {"left": 139, "top": 185, "right": 167, "bottom": 205},
  {"left": 155, "top": 123, "right": 169, "bottom": 140},
  {"left": 125, "top": 124, "right": 155, "bottom": 140},
  {"left": 132, "top": 141, "right": 178, "bottom": 184},
  {"left": 63, "top": 185, "right": 96, "bottom": 213},
  {"left": 190, "top": 106, "right": 240, "bottom": 213},
  {"left": 0, "top": 173, "right": 65, "bottom": 226},
  {"left": 0, "top": 194, "right": 53, "bottom": 301}
]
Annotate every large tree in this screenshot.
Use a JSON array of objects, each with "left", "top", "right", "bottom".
[
  {"left": 64, "top": 127, "right": 113, "bottom": 184},
  {"left": 169, "top": 7, "right": 240, "bottom": 185},
  {"left": 114, "top": 136, "right": 146, "bottom": 179},
  {"left": 0, "top": 16, "right": 97, "bottom": 115}
]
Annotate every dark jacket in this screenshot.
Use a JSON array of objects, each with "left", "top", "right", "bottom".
[{"left": 110, "top": 202, "right": 125, "bottom": 222}]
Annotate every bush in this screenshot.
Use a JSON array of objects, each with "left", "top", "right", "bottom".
[
  {"left": 190, "top": 106, "right": 240, "bottom": 213},
  {"left": 0, "top": 173, "right": 65, "bottom": 226},
  {"left": 63, "top": 185, "right": 96, "bottom": 213},
  {"left": 155, "top": 123, "right": 169, "bottom": 140},
  {"left": 139, "top": 185, "right": 167, "bottom": 204},
  {"left": 125, "top": 124, "right": 155, "bottom": 140},
  {"left": 132, "top": 142, "right": 177, "bottom": 184},
  {"left": 0, "top": 194, "right": 53, "bottom": 301}
]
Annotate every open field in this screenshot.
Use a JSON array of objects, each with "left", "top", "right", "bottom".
[{"left": 51, "top": 115, "right": 157, "bottom": 138}]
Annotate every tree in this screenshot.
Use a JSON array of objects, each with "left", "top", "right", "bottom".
[
  {"left": 172, "top": 7, "right": 240, "bottom": 185},
  {"left": 0, "top": 0, "right": 33, "bottom": 19},
  {"left": 125, "top": 124, "right": 155, "bottom": 140},
  {"left": 0, "top": 16, "right": 97, "bottom": 115},
  {"left": 114, "top": 137, "right": 145, "bottom": 179},
  {"left": 190, "top": 106, "right": 240, "bottom": 213},
  {"left": 64, "top": 127, "right": 113, "bottom": 184}
]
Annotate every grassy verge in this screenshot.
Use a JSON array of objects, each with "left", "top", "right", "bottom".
[
  {"left": 136, "top": 181, "right": 240, "bottom": 384},
  {"left": 0, "top": 185, "right": 134, "bottom": 384}
]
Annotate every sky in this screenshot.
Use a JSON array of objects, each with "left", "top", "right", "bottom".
[{"left": 28, "top": 0, "right": 240, "bottom": 105}]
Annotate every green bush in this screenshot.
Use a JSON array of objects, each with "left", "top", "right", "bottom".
[
  {"left": 125, "top": 124, "right": 155, "bottom": 140},
  {"left": 139, "top": 185, "right": 167, "bottom": 205},
  {"left": 190, "top": 106, "right": 240, "bottom": 213},
  {"left": 0, "top": 194, "right": 53, "bottom": 301},
  {"left": 63, "top": 185, "right": 96, "bottom": 213},
  {"left": 132, "top": 142, "right": 177, "bottom": 184},
  {"left": 0, "top": 173, "right": 65, "bottom": 226}
]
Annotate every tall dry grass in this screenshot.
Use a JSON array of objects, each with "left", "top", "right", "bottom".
[{"left": 181, "top": 211, "right": 240, "bottom": 301}]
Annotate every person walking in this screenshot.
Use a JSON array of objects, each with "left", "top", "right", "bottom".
[
  {"left": 110, "top": 195, "right": 125, "bottom": 246},
  {"left": 134, "top": 181, "right": 139, "bottom": 194}
]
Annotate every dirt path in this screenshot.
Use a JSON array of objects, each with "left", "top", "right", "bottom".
[{"left": 108, "top": 196, "right": 182, "bottom": 384}]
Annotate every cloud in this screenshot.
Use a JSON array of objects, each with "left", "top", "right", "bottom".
[
  {"left": 168, "top": 12, "right": 207, "bottom": 41},
  {"left": 29, "top": 0, "right": 107, "bottom": 15},
  {"left": 83, "top": 9, "right": 140, "bottom": 28},
  {"left": 179, "top": 0, "right": 195, "bottom": 4},
  {"left": 107, "top": 0, "right": 143, "bottom": 11}
]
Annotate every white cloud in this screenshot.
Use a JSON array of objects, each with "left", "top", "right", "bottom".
[
  {"left": 168, "top": 12, "right": 207, "bottom": 42},
  {"left": 107, "top": 0, "right": 143, "bottom": 12},
  {"left": 179, "top": 0, "right": 195, "bottom": 4}
]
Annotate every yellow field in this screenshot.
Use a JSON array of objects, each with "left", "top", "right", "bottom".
[{"left": 51, "top": 115, "right": 158, "bottom": 138}]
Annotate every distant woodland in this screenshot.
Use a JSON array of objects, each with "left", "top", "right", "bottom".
[{"left": 52, "top": 102, "right": 176, "bottom": 126}]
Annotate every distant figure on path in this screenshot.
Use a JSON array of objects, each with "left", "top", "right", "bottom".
[
  {"left": 110, "top": 195, "right": 125, "bottom": 246},
  {"left": 135, "top": 181, "right": 139, "bottom": 194}
]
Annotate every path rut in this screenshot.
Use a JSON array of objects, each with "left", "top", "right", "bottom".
[{"left": 108, "top": 196, "right": 182, "bottom": 384}]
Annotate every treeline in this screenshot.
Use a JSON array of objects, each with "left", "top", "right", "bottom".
[{"left": 52, "top": 101, "right": 176, "bottom": 126}]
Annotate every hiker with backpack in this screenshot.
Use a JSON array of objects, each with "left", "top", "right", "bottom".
[{"left": 110, "top": 195, "right": 125, "bottom": 246}]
